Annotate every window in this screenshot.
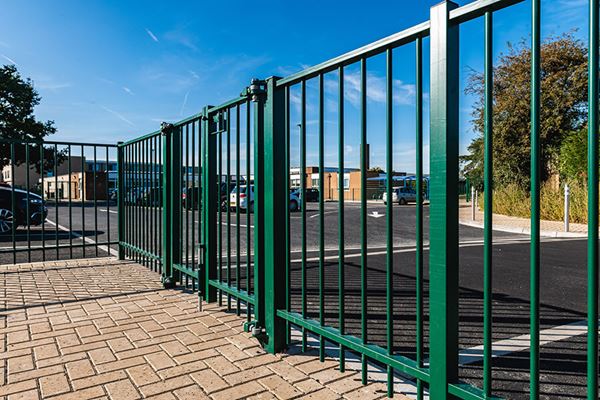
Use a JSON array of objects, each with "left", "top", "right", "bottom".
[
  {"left": 344, "top": 179, "right": 350, "bottom": 190},
  {"left": 312, "top": 178, "right": 319, "bottom": 188}
]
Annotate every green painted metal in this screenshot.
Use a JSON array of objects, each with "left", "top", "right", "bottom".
[
  {"left": 429, "top": 2, "right": 460, "bottom": 399},
  {"left": 263, "top": 77, "right": 287, "bottom": 353},
  {"left": 300, "top": 79, "right": 308, "bottom": 352},
  {"left": 415, "top": 36, "right": 424, "bottom": 400},
  {"left": 338, "top": 65, "right": 346, "bottom": 372},
  {"left": 161, "top": 124, "right": 174, "bottom": 286},
  {"left": 385, "top": 47, "right": 394, "bottom": 398},
  {"left": 483, "top": 10, "right": 494, "bottom": 398},
  {"left": 588, "top": 0, "right": 599, "bottom": 398},
  {"left": 203, "top": 106, "right": 218, "bottom": 303},
  {"left": 117, "top": 142, "right": 125, "bottom": 260},
  {"left": 530, "top": 0, "right": 541, "bottom": 397},
  {"left": 359, "top": 56, "right": 368, "bottom": 386},
  {"left": 318, "top": 72, "right": 325, "bottom": 362}
]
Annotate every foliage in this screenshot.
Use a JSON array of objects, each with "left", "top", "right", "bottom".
[
  {"left": 480, "top": 181, "right": 590, "bottom": 224},
  {"left": 463, "top": 34, "right": 588, "bottom": 190},
  {"left": 559, "top": 128, "right": 589, "bottom": 182},
  {"left": 0, "top": 64, "right": 58, "bottom": 171}
]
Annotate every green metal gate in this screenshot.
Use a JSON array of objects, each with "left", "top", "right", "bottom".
[{"left": 114, "top": 0, "right": 600, "bottom": 398}]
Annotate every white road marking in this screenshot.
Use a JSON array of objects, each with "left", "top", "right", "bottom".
[
  {"left": 45, "top": 219, "right": 118, "bottom": 256},
  {"left": 368, "top": 211, "right": 384, "bottom": 218},
  {"left": 457, "top": 319, "right": 595, "bottom": 365},
  {"left": 98, "top": 208, "right": 118, "bottom": 214}
]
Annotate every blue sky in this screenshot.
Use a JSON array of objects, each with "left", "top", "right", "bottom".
[{"left": 0, "top": 0, "right": 589, "bottom": 172}]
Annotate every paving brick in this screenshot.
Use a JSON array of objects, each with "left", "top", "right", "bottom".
[
  {"left": 157, "top": 360, "right": 207, "bottom": 380},
  {"left": 343, "top": 382, "right": 388, "bottom": 400},
  {"left": 0, "top": 379, "right": 38, "bottom": 397},
  {"left": 7, "top": 355, "right": 34, "bottom": 374},
  {"left": 88, "top": 347, "right": 117, "bottom": 365},
  {"left": 65, "top": 359, "right": 95, "bottom": 380},
  {"left": 190, "top": 369, "right": 228, "bottom": 394},
  {"left": 139, "top": 375, "right": 194, "bottom": 397},
  {"left": 7, "top": 388, "right": 40, "bottom": 400},
  {"left": 204, "top": 355, "right": 240, "bottom": 376},
  {"left": 71, "top": 370, "right": 127, "bottom": 390},
  {"left": 104, "top": 379, "right": 141, "bottom": 400},
  {"left": 39, "top": 373, "right": 70, "bottom": 397},
  {"left": 210, "top": 381, "right": 265, "bottom": 400},
  {"left": 259, "top": 375, "right": 303, "bottom": 400},
  {"left": 172, "top": 384, "right": 210, "bottom": 400},
  {"left": 297, "top": 387, "right": 340, "bottom": 399},
  {"left": 126, "top": 364, "right": 161, "bottom": 387},
  {"left": 145, "top": 351, "right": 176, "bottom": 371}
]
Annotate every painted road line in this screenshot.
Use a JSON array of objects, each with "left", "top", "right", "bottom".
[
  {"left": 458, "top": 319, "right": 595, "bottom": 365},
  {"left": 45, "top": 219, "right": 119, "bottom": 257},
  {"left": 98, "top": 208, "right": 118, "bottom": 214}
]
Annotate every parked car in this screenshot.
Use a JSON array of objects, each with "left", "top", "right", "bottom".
[
  {"left": 303, "top": 188, "right": 320, "bottom": 202},
  {"left": 230, "top": 185, "right": 301, "bottom": 212},
  {"left": 0, "top": 186, "right": 48, "bottom": 234},
  {"left": 182, "top": 181, "right": 242, "bottom": 211},
  {"left": 382, "top": 187, "right": 417, "bottom": 205}
]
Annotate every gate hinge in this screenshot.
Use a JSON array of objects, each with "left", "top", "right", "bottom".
[
  {"left": 242, "top": 78, "right": 267, "bottom": 102},
  {"left": 160, "top": 122, "right": 175, "bottom": 136}
]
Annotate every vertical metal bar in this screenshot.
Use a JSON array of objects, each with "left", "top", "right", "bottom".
[
  {"left": 191, "top": 123, "right": 196, "bottom": 279},
  {"left": 203, "top": 108, "right": 218, "bottom": 302},
  {"left": 136, "top": 142, "right": 140, "bottom": 263},
  {"left": 415, "top": 37, "right": 424, "bottom": 400},
  {"left": 117, "top": 143, "right": 125, "bottom": 259},
  {"left": 162, "top": 124, "right": 172, "bottom": 284},
  {"left": 106, "top": 146, "right": 111, "bottom": 256},
  {"left": 54, "top": 144, "right": 58, "bottom": 260},
  {"left": 172, "top": 126, "right": 182, "bottom": 284},
  {"left": 530, "top": 0, "right": 541, "bottom": 397},
  {"left": 25, "top": 144, "right": 30, "bottom": 263},
  {"left": 300, "top": 79, "right": 308, "bottom": 352},
  {"left": 483, "top": 10, "right": 494, "bottom": 399},
  {"left": 285, "top": 86, "right": 291, "bottom": 341},
  {"left": 81, "top": 145, "right": 85, "bottom": 258},
  {"left": 429, "top": 2, "right": 460, "bottom": 398},
  {"left": 386, "top": 47, "right": 395, "bottom": 398},
  {"left": 227, "top": 108, "right": 232, "bottom": 309},
  {"left": 263, "top": 76, "right": 287, "bottom": 353},
  {"left": 318, "top": 73, "right": 325, "bottom": 362},
  {"left": 246, "top": 100, "right": 252, "bottom": 321},
  {"left": 68, "top": 145, "right": 72, "bottom": 258},
  {"left": 186, "top": 125, "right": 190, "bottom": 278},
  {"left": 359, "top": 56, "right": 368, "bottom": 385},
  {"left": 236, "top": 105, "right": 241, "bottom": 315},
  {"left": 94, "top": 146, "right": 98, "bottom": 257},
  {"left": 40, "top": 144, "right": 45, "bottom": 262},
  {"left": 338, "top": 65, "right": 346, "bottom": 371},
  {"left": 253, "top": 80, "right": 266, "bottom": 333},
  {"left": 218, "top": 124, "right": 223, "bottom": 306},
  {"left": 588, "top": 0, "right": 599, "bottom": 398},
  {"left": 10, "top": 144, "right": 16, "bottom": 264}
]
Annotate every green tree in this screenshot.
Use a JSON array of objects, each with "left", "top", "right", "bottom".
[
  {"left": 0, "top": 64, "right": 57, "bottom": 171},
  {"left": 559, "top": 128, "right": 588, "bottom": 182},
  {"left": 462, "top": 34, "right": 588, "bottom": 190}
]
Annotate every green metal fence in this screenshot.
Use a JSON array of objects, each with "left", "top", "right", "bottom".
[
  {"left": 0, "top": 138, "right": 118, "bottom": 264},
  {"left": 3, "top": 0, "right": 591, "bottom": 398}
]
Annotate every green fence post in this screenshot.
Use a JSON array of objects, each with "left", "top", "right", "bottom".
[
  {"left": 429, "top": 1, "right": 459, "bottom": 399},
  {"left": 262, "top": 76, "right": 287, "bottom": 353},
  {"left": 161, "top": 122, "right": 175, "bottom": 288},
  {"left": 202, "top": 107, "right": 218, "bottom": 302},
  {"left": 117, "top": 141, "right": 125, "bottom": 260},
  {"left": 251, "top": 79, "right": 267, "bottom": 337},
  {"left": 171, "top": 125, "right": 182, "bottom": 285}
]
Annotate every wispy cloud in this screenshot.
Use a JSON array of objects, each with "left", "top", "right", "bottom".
[
  {"left": 1, "top": 54, "right": 18, "bottom": 66},
  {"left": 122, "top": 86, "right": 134, "bottom": 95},
  {"left": 164, "top": 30, "right": 197, "bottom": 51},
  {"left": 189, "top": 70, "right": 199, "bottom": 80},
  {"left": 0, "top": 41, "right": 9, "bottom": 48},
  {"left": 145, "top": 28, "right": 159, "bottom": 43},
  {"left": 36, "top": 81, "right": 71, "bottom": 91},
  {"left": 101, "top": 106, "right": 135, "bottom": 127},
  {"left": 333, "top": 69, "right": 416, "bottom": 108},
  {"left": 179, "top": 91, "right": 190, "bottom": 116}
]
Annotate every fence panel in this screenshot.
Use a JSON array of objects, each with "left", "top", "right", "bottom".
[{"left": 0, "top": 139, "right": 118, "bottom": 265}]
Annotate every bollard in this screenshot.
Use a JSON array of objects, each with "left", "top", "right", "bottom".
[{"left": 564, "top": 184, "right": 570, "bottom": 232}]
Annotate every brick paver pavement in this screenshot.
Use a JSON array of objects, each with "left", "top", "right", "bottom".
[{"left": 0, "top": 257, "right": 408, "bottom": 400}]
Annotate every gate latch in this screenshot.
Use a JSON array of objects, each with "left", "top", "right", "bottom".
[{"left": 242, "top": 78, "right": 266, "bottom": 102}]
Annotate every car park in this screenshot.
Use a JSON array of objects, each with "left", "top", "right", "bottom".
[{"left": 0, "top": 186, "right": 48, "bottom": 234}]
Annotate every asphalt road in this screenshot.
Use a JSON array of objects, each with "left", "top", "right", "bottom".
[{"left": 0, "top": 199, "right": 594, "bottom": 398}]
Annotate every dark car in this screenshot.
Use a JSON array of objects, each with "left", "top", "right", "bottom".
[
  {"left": 0, "top": 186, "right": 48, "bottom": 234},
  {"left": 183, "top": 180, "right": 246, "bottom": 211},
  {"left": 138, "top": 187, "right": 163, "bottom": 206}
]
